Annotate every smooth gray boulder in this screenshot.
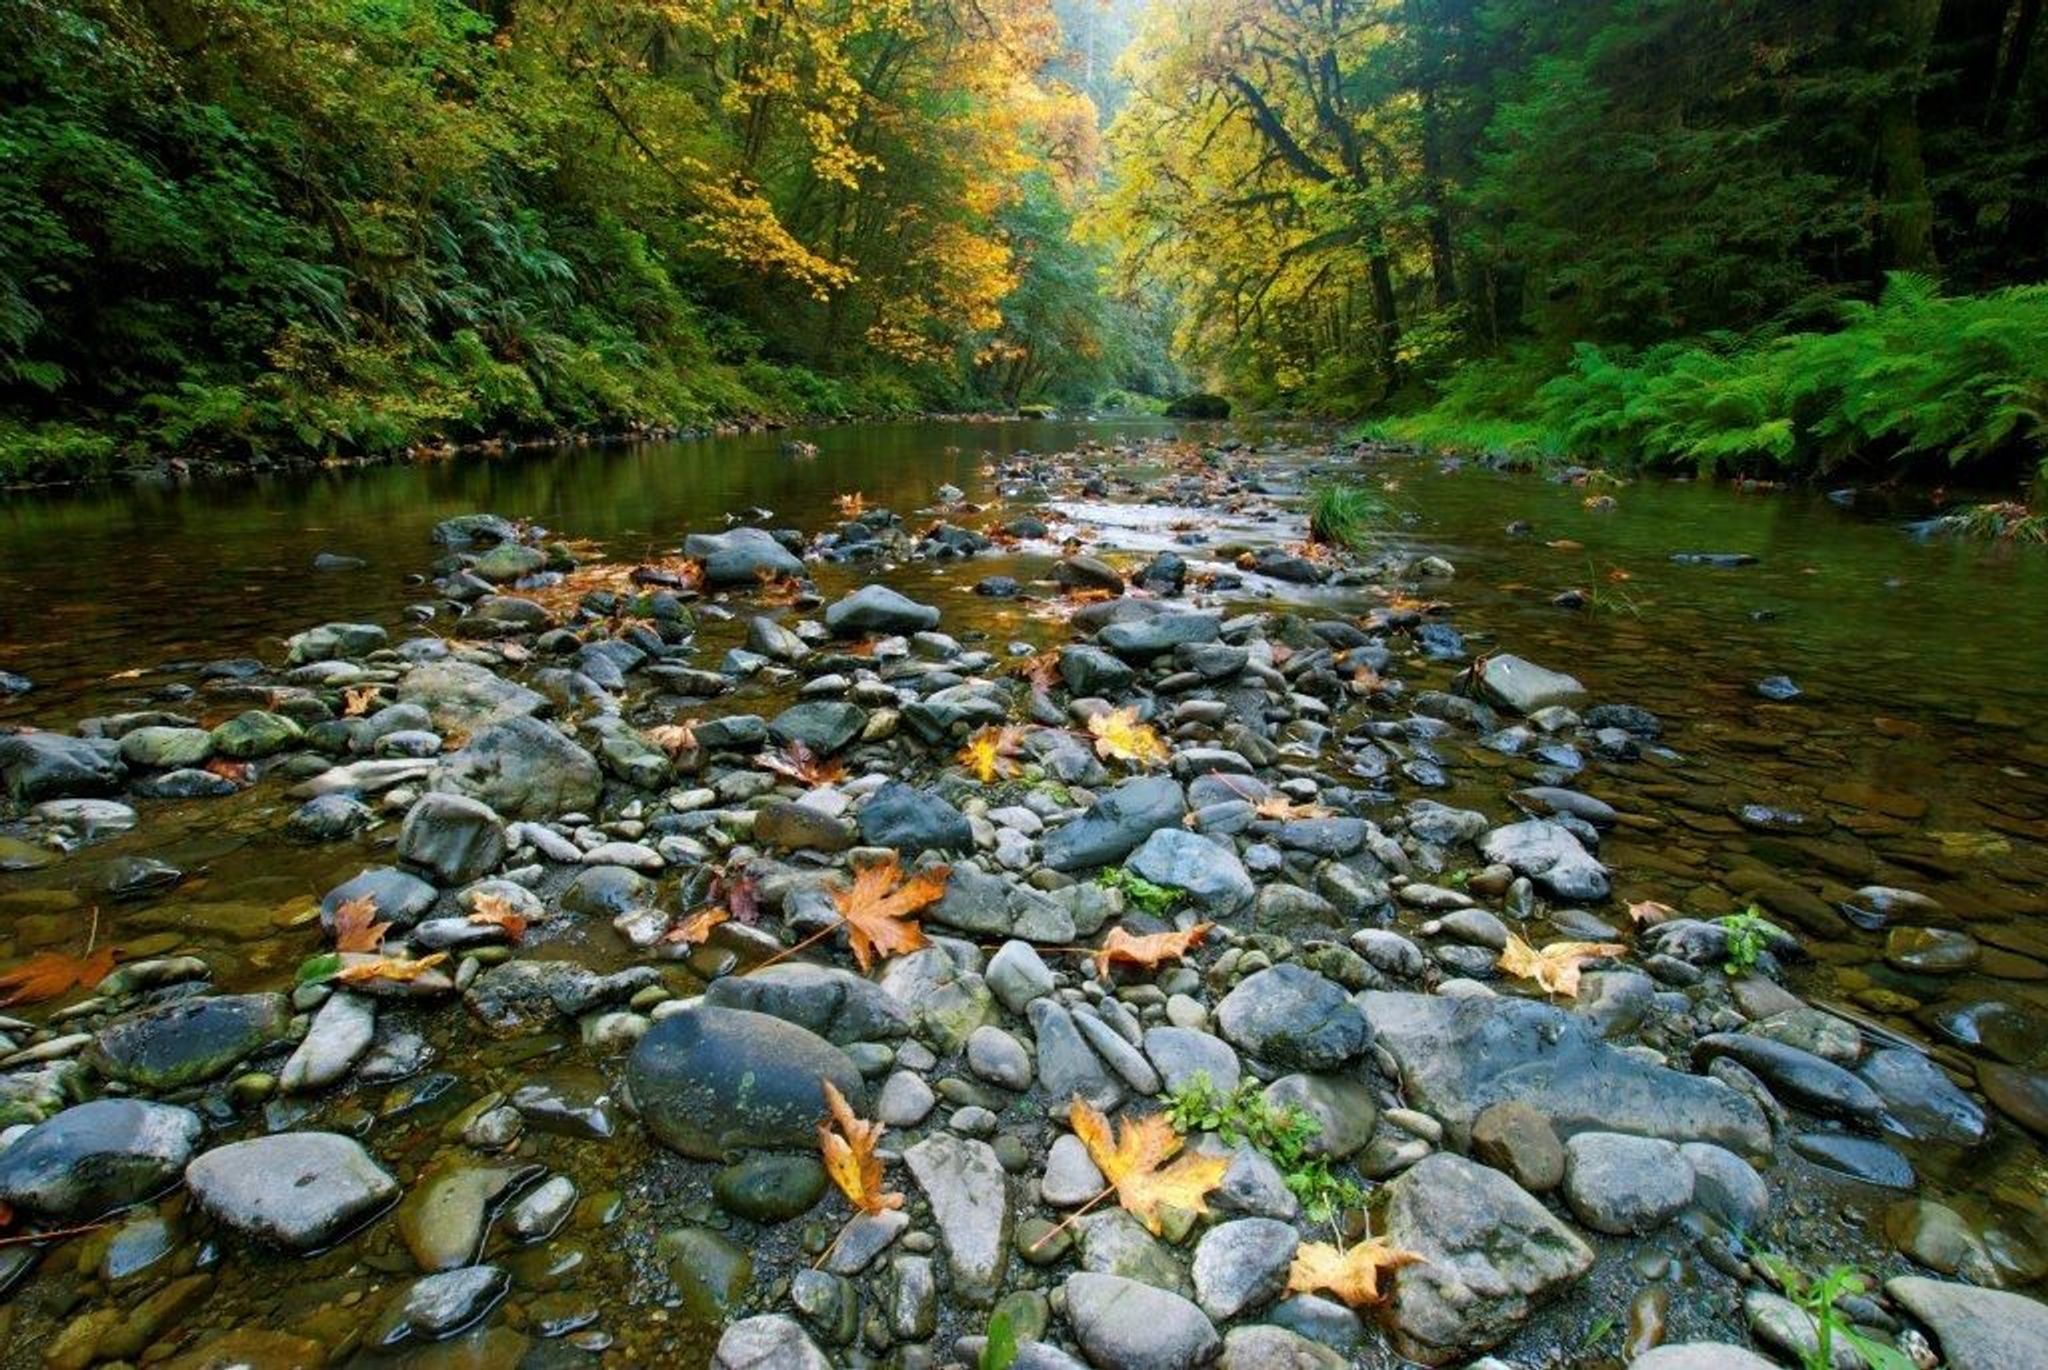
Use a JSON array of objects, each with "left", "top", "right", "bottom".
[
  {"left": 397, "top": 659, "right": 546, "bottom": 731},
  {"left": 1479, "top": 820, "right": 1609, "bottom": 901},
  {"left": 429, "top": 716, "right": 602, "bottom": 819},
  {"left": 1629, "top": 1347, "right": 1782, "bottom": 1370},
  {"left": 625, "top": 1004, "right": 865, "bottom": 1160},
  {"left": 904, "top": 1134, "right": 1010, "bottom": 1306},
  {"left": 1217, "top": 965, "right": 1371, "bottom": 1072},
  {"left": 712, "top": 1314, "right": 834, "bottom": 1370},
  {"left": 1063, "top": 1272, "right": 1220, "bottom": 1370},
  {"left": 702, "top": 964, "right": 911, "bottom": 1043},
  {"left": 1562, "top": 1132, "right": 1693, "bottom": 1234},
  {"left": 824, "top": 585, "right": 940, "bottom": 635},
  {"left": 1191, "top": 1217, "right": 1299, "bottom": 1321},
  {"left": 186, "top": 1132, "right": 398, "bottom": 1251},
  {"left": 0, "top": 1099, "right": 202, "bottom": 1218},
  {"left": 397, "top": 792, "right": 507, "bottom": 885},
  {"left": 1473, "top": 655, "right": 1587, "bottom": 713},
  {"left": 0, "top": 732, "right": 125, "bottom": 803},
  {"left": 1127, "top": 828, "right": 1254, "bottom": 914},
  {"left": 1364, "top": 991, "right": 1770, "bottom": 1154},
  {"left": 1043, "top": 776, "right": 1188, "bottom": 872},
  {"left": 1886, "top": 1276, "right": 2048, "bottom": 1370},
  {"left": 684, "top": 528, "right": 805, "bottom": 586},
  {"left": 1381, "top": 1152, "right": 1594, "bottom": 1365}
]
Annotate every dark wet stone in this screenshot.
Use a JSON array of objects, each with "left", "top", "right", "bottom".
[
  {"left": 1693, "top": 1033, "right": 1885, "bottom": 1123},
  {"left": 87, "top": 993, "right": 292, "bottom": 1089},
  {"left": 0, "top": 732, "right": 125, "bottom": 803},
  {"left": 430, "top": 716, "right": 602, "bottom": 820},
  {"left": 858, "top": 780, "right": 972, "bottom": 853},
  {"left": 398, "top": 1154, "right": 539, "bottom": 1269},
  {"left": 625, "top": 1004, "right": 865, "bottom": 1160},
  {"left": 134, "top": 768, "right": 241, "bottom": 799},
  {"left": 1217, "top": 965, "right": 1370, "bottom": 1072},
  {"left": 0, "top": 1099, "right": 202, "bottom": 1219},
  {"left": 1059, "top": 646, "right": 1136, "bottom": 695},
  {"left": 287, "top": 793, "right": 375, "bottom": 842},
  {"left": 101, "top": 854, "right": 183, "bottom": 900},
  {"left": 210, "top": 709, "right": 303, "bottom": 759},
  {"left": 703, "top": 964, "right": 910, "bottom": 1043},
  {"left": 754, "top": 801, "right": 855, "bottom": 853},
  {"left": 1977, "top": 1062, "right": 2048, "bottom": 1139},
  {"left": 1098, "top": 612, "right": 1220, "bottom": 659},
  {"left": 768, "top": 701, "right": 867, "bottom": 754},
  {"left": 375, "top": 1266, "right": 509, "bottom": 1344},
  {"left": 1790, "top": 1133, "right": 1914, "bottom": 1187},
  {"left": 1366, "top": 992, "right": 1769, "bottom": 1153},
  {"left": 397, "top": 793, "right": 507, "bottom": 885},
  {"left": 464, "top": 960, "right": 660, "bottom": 1036},
  {"left": 1859, "top": 1048, "right": 1987, "bottom": 1146},
  {"left": 1471, "top": 1100, "right": 1564, "bottom": 1193},
  {"left": 684, "top": 527, "right": 805, "bottom": 585},
  {"left": 1479, "top": 820, "right": 1608, "bottom": 901},
  {"left": 510, "top": 1066, "right": 618, "bottom": 1138},
  {"left": 321, "top": 867, "right": 439, "bottom": 932},
  {"left": 185, "top": 1132, "right": 398, "bottom": 1251},
  {"left": 1042, "top": 775, "right": 1187, "bottom": 872},
  {"left": 1886, "top": 926, "right": 1979, "bottom": 974},
  {"left": 1670, "top": 551, "right": 1757, "bottom": 567},
  {"left": 560, "top": 863, "right": 654, "bottom": 916},
  {"left": 713, "top": 1153, "right": 828, "bottom": 1223}
]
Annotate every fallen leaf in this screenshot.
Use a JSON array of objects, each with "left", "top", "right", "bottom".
[
  {"left": 1545, "top": 538, "right": 1584, "bottom": 551},
  {"left": 106, "top": 667, "right": 146, "bottom": 682},
  {"left": 330, "top": 895, "right": 392, "bottom": 953},
  {"left": 957, "top": 725, "right": 1027, "bottom": 784},
  {"left": 342, "top": 686, "right": 380, "bottom": 718},
  {"left": 1497, "top": 933, "right": 1625, "bottom": 997},
  {"left": 647, "top": 722, "right": 699, "bottom": 756},
  {"left": 1626, "top": 899, "right": 1677, "bottom": 927},
  {"left": 762, "top": 741, "right": 847, "bottom": 786},
  {"left": 1068, "top": 1098, "right": 1228, "bottom": 1234},
  {"left": 334, "top": 952, "right": 447, "bottom": 985},
  {"left": 466, "top": 893, "right": 528, "bottom": 942},
  {"left": 836, "top": 492, "right": 868, "bottom": 518},
  {"left": 830, "top": 858, "right": 948, "bottom": 972},
  {"left": 817, "top": 1078, "right": 903, "bottom": 1216},
  {"left": 1253, "top": 795, "right": 1331, "bottom": 821},
  {"left": 664, "top": 907, "right": 729, "bottom": 946},
  {"left": 1287, "top": 1236, "right": 1425, "bottom": 1307},
  {"left": 202, "top": 758, "right": 252, "bottom": 784},
  {"left": 1011, "top": 650, "right": 1061, "bottom": 694},
  {"left": 712, "top": 868, "right": 762, "bottom": 924},
  {"left": 1093, "top": 923, "right": 1214, "bottom": 980},
  {"left": 753, "top": 569, "right": 806, "bottom": 604},
  {"left": 1087, "top": 707, "right": 1169, "bottom": 768},
  {"left": 0, "top": 944, "right": 117, "bottom": 1007}
]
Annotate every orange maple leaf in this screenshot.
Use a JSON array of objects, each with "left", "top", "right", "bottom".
[
  {"left": 647, "top": 722, "right": 698, "bottom": 756},
  {"left": 1497, "top": 933, "right": 1625, "bottom": 998},
  {"left": 1626, "top": 899, "right": 1677, "bottom": 927},
  {"left": 817, "top": 1079, "right": 902, "bottom": 1216},
  {"left": 202, "top": 757, "right": 252, "bottom": 784},
  {"left": 957, "top": 725, "right": 1027, "bottom": 784},
  {"left": 836, "top": 492, "right": 868, "bottom": 518},
  {"left": 829, "top": 858, "right": 947, "bottom": 972},
  {"left": 1067, "top": 1098, "right": 1228, "bottom": 1234},
  {"left": 0, "top": 944, "right": 117, "bottom": 1007},
  {"left": 330, "top": 895, "right": 392, "bottom": 954},
  {"left": 664, "top": 907, "right": 730, "bottom": 947},
  {"left": 1092, "top": 923, "right": 1215, "bottom": 980},
  {"left": 342, "top": 687, "right": 380, "bottom": 718},
  {"left": 466, "top": 893, "right": 527, "bottom": 942}
]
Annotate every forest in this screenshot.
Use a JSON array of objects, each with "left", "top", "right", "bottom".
[{"left": 4, "top": 0, "right": 2048, "bottom": 489}]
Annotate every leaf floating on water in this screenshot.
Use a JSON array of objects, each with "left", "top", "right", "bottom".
[
  {"left": 836, "top": 492, "right": 868, "bottom": 518},
  {"left": 1497, "top": 933, "right": 1625, "bottom": 998},
  {"left": 1286, "top": 1236, "right": 1425, "bottom": 1307},
  {"left": 664, "top": 907, "right": 730, "bottom": 947},
  {"left": 1067, "top": 1097, "right": 1228, "bottom": 1235},
  {"left": 0, "top": 943, "right": 117, "bottom": 1006},
  {"left": 330, "top": 895, "right": 392, "bottom": 953},
  {"left": 333, "top": 952, "right": 447, "bottom": 985},
  {"left": 466, "top": 893, "right": 528, "bottom": 942},
  {"left": 1545, "top": 539, "right": 1584, "bottom": 551},
  {"left": 817, "top": 1078, "right": 902, "bottom": 1216},
  {"left": 1087, "top": 707, "right": 1169, "bottom": 768},
  {"left": 829, "top": 858, "right": 947, "bottom": 972},
  {"left": 1626, "top": 899, "right": 1677, "bottom": 926},
  {"left": 1092, "top": 923, "right": 1214, "bottom": 980},
  {"left": 957, "top": 725, "right": 1027, "bottom": 784}
]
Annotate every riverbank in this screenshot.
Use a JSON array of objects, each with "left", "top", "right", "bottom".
[{"left": 0, "top": 430, "right": 2043, "bottom": 1366}]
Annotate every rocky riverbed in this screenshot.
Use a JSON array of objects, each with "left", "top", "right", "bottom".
[{"left": 0, "top": 434, "right": 2044, "bottom": 1368}]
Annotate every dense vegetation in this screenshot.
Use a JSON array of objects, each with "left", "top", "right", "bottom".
[
  {"left": 1101, "top": 0, "right": 2048, "bottom": 487},
  {"left": 0, "top": 0, "right": 1165, "bottom": 478}
]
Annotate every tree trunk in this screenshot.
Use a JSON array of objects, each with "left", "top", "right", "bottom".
[
  {"left": 1875, "top": 0, "right": 1943, "bottom": 271},
  {"left": 1989, "top": 0, "right": 2044, "bottom": 134},
  {"left": 1420, "top": 88, "right": 1460, "bottom": 307}
]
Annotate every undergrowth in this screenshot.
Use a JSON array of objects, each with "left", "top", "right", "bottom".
[
  {"left": 1164, "top": 1071, "right": 1368, "bottom": 1224},
  {"left": 1306, "top": 480, "right": 1390, "bottom": 551},
  {"left": 1096, "top": 866, "right": 1183, "bottom": 917}
]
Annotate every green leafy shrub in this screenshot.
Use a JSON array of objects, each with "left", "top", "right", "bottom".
[
  {"left": 1306, "top": 481, "right": 1389, "bottom": 551},
  {"left": 1164, "top": 1071, "right": 1368, "bottom": 1223},
  {"left": 1096, "top": 866, "right": 1183, "bottom": 917}
]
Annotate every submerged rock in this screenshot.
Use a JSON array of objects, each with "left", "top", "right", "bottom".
[
  {"left": 0, "top": 1099, "right": 201, "bottom": 1219},
  {"left": 684, "top": 528, "right": 805, "bottom": 586},
  {"left": 0, "top": 732, "right": 125, "bottom": 803},
  {"left": 87, "top": 993, "right": 292, "bottom": 1089}
]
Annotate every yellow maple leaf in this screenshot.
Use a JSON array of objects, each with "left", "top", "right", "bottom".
[
  {"left": 829, "top": 858, "right": 948, "bottom": 972},
  {"left": 957, "top": 724, "right": 1027, "bottom": 783},
  {"left": 1626, "top": 899, "right": 1676, "bottom": 927},
  {"left": 1287, "top": 1236, "right": 1425, "bottom": 1307},
  {"left": 1087, "top": 707, "right": 1169, "bottom": 768},
  {"left": 1497, "top": 933, "right": 1625, "bottom": 998},
  {"left": 466, "top": 893, "right": 528, "bottom": 942},
  {"left": 1068, "top": 1097, "right": 1228, "bottom": 1234},
  {"left": 664, "top": 907, "right": 730, "bottom": 947},
  {"left": 334, "top": 952, "right": 447, "bottom": 985},
  {"left": 818, "top": 1079, "right": 902, "bottom": 1216},
  {"left": 1253, "top": 795, "right": 1331, "bottom": 821}
]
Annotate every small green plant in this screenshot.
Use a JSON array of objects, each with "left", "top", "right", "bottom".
[
  {"left": 1753, "top": 1255, "right": 1916, "bottom": 1370},
  {"left": 1443, "top": 867, "right": 1473, "bottom": 889},
  {"left": 1163, "top": 1072, "right": 1368, "bottom": 1224},
  {"left": 1717, "top": 905, "right": 1771, "bottom": 976},
  {"left": 1306, "top": 481, "right": 1389, "bottom": 552},
  {"left": 979, "top": 1308, "right": 1019, "bottom": 1370},
  {"left": 1097, "top": 866, "right": 1184, "bottom": 917}
]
